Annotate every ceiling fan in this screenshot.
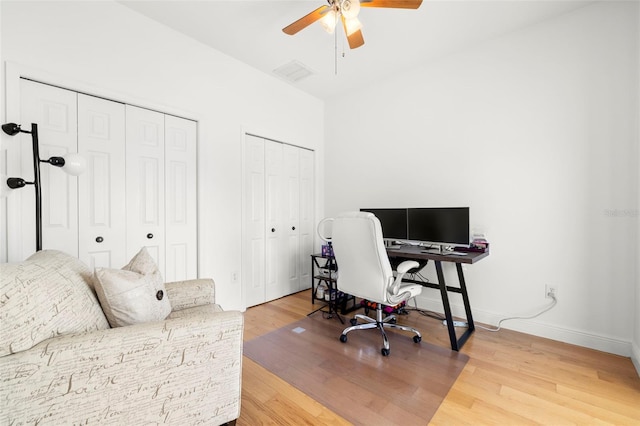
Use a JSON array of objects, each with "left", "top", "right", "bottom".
[{"left": 282, "top": 0, "right": 423, "bottom": 49}]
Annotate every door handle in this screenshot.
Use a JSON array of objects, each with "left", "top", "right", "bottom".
[
  {"left": 271, "top": 228, "right": 276, "bottom": 233},
  {"left": 96, "top": 236, "right": 104, "bottom": 243},
  {"left": 147, "top": 233, "right": 154, "bottom": 239}
]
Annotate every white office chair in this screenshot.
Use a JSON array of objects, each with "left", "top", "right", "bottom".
[{"left": 331, "top": 211, "right": 423, "bottom": 356}]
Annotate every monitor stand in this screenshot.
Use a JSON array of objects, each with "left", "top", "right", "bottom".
[
  {"left": 385, "top": 240, "right": 402, "bottom": 249},
  {"left": 420, "top": 244, "right": 453, "bottom": 254}
]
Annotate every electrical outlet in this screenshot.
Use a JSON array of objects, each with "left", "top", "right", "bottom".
[
  {"left": 231, "top": 271, "right": 239, "bottom": 284},
  {"left": 545, "top": 284, "right": 557, "bottom": 299}
]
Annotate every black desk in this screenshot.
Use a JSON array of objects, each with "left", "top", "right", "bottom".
[{"left": 387, "top": 246, "right": 489, "bottom": 351}]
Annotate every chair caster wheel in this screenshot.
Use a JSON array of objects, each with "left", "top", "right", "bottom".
[
  {"left": 413, "top": 335, "right": 422, "bottom": 343},
  {"left": 350, "top": 318, "right": 357, "bottom": 326},
  {"left": 389, "top": 318, "right": 397, "bottom": 324},
  {"left": 381, "top": 348, "right": 390, "bottom": 356},
  {"left": 340, "top": 334, "right": 348, "bottom": 343}
]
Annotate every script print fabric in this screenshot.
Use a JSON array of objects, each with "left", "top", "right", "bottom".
[
  {"left": 0, "top": 305, "right": 244, "bottom": 425},
  {"left": 0, "top": 250, "right": 110, "bottom": 357}
]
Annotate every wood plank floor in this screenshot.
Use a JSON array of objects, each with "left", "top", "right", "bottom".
[{"left": 238, "top": 290, "right": 640, "bottom": 425}]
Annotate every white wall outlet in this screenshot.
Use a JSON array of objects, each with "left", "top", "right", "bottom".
[
  {"left": 231, "top": 271, "right": 239, "bottom": 284},
  {"left": 545, "top": 284, "right": 558, "bottom": 299}
]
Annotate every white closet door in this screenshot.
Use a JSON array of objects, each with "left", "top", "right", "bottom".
[
  {"left": 243, "top": 135, "right": 266, "bottom": 307},
  {"left": 164, "top": 115, "right": 197, "bottom": 281},
  {"left": 19, "top": 79, "right": 78, "bottom": 257},
  {"left": 283, "top": 144, "right": 300, "bottom": 295},
  {"left": 299, "top": 148, "right": 315, "bottom": 290},
  {"left": 265, "top": 140, "right": 286, "bottom": 301},
  {"left": 125, "top": 105, "right": 165, "bottom": 273},
  {"left": 77, "top": 94, "right": 126, "bottom": 269}
]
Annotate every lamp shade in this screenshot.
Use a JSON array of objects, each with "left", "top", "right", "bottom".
[
  {"left": 62, "top": 153, "right": 87, "bottom": 176},
  {"left": 344, "top": 17, "right": 362, "bottom": 36},
  {"left": 341, "top": 0, "right": 361, "bottom": 19},
  {"left": 320, "top": 9, "right": 337, "bottom": 34}
]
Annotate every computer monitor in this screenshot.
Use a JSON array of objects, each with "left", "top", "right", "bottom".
[
  {"left": 360, "top": 208, "right": 408, "bottom": 240},
  {"left": 407, "top": 207, "right": 470, "bottom": 248}
]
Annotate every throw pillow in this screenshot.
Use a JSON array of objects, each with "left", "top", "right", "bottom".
[
  {"left": 0, "top": 250, "right": 110, "bottom": 357},
  {"left": 94, "top": 247, "right": 171, "bottom": 327}
]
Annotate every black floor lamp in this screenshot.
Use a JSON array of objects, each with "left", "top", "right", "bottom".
[{"left": 2, "top": 122, "right": 85, "bottom": 251}]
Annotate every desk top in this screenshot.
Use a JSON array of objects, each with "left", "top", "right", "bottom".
[{"left": 386, "top": 245, "right": 489, "bottom": 264}]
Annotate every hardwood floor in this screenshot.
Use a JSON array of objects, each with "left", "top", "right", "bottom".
[{"left": 238, "top": 290, "right": 640, "bottom": 425}]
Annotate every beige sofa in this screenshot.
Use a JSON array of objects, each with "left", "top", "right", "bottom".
[{"left": 0, "top": 250, "right": 243, "bottom": 425}]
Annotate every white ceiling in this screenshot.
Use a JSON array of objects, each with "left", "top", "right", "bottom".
[{"left": 119, "top": 0, "right": 593, "bottom": 100}]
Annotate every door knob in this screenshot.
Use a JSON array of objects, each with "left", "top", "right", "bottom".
[
  {"left": 147, "top": 233, "right": 154, "bottom": 239},
  {"left": 292, "top": 226, "right": 296, "bottom": 231},
  {"left": 271, "top": 228, "right": 276, "bottom": 233},
  {"left": 95, "top": 236, "right": 104, "bottom": 243}
]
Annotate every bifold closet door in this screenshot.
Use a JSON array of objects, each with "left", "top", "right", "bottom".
[
  {"left": 77, "top": 94, "right": 126, "bottom": 269},
  {"left": 282, "top": 144, "right": 300, "bottom": 295},
  {"left": 18, "top": 79, "right": 79, "bottom": 258},
  {"left": 243, "top": 134, "right": 266, "bottom": 307},
  {"left": 164, "top": 115, "right": 197, "bottom": 282},
  {"left": 243, "top": 135, "right": 315, "bottom": 307},
  {"left": 298, "top": 148, "right": 314, "bottom": 290},
  {"left": 264, "top": 140, "right": 286, "bottom": 301},
  {"left": 125, "top": 105, "right": 166, "bottom": 272}
]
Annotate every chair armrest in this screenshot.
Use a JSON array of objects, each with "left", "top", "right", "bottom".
[
  {"left": 0, "top": 306, "right": 244, "bottom": 425},
  {"left": 165, "top": 278, "right": 216, "bottom": 311},
  {"left": 396, "top": 260, "right": 419, "bottom": 275},
  {"left": 388, "top": 260, "right": 420, "bottom": 304}
]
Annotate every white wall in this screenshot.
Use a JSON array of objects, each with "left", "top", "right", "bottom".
[
  {"left": 0, "top": 1, "right": 325, "bottom": 311},
  {"left": 634, "top": 0, "right": 640, "bottom": 375},
  {"left": 326, "top": 1, "right": 639, "bottom": 356}
]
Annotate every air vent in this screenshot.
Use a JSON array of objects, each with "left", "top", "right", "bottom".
[{"left": 273, "top": 60, "right": 314, "bottom": 83}]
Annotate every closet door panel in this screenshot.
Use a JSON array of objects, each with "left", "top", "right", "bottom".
[
  {"left": 164, "top": 115, "right": 197, "bottom": 281},
  {"left": 78, "top": 94, "right": 126, "bottom": 269},
  {"left": 243, "top": 135, "right": 266, "bottom": 307},
  {"left": 264, "top": 140, "right": 285, "bottom": 301},
  {"left": 19, "top": 79, "right": 78, "bottom": 257},
  {"left": 283, "top": 144, "right": 300, "bottom": 294},
  {"left": 299, "top": 148, "right": 315, "bottom": 290},
  {"left": 126, "top": 105, "right": 165, "bottom": 272}
]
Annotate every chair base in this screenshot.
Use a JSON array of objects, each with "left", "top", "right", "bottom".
[{"left": 339, "top": 307, "right": 422, "bottom": 356}]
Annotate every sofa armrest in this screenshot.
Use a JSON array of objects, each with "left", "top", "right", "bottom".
[
  {"left": 0, "top": 306, "right": 243, "bottom": 425},
  {"left": 165, "top": 278, "right": 216, "bottom": 311}
]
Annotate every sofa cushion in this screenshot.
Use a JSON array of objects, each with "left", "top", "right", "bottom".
[
  {"left": 0, "top": 250, "right": 110, "bottom": 358},
  {"left": 94, "top": 247, "right": 171, "bottom": 327}
]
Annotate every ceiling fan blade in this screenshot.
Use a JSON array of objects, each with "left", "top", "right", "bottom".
[
  {"left": 347, "top": 30, "right": 364, "bottom": 49},
  {"left": 347, "top": 30, "right": 365, "bottom": 49},
  {"left": 360, "top": 0, "right": 423, "bottom": 9},
  {"left": 282, "top": 5, "right": 331, "bottom": 35},
  {"left": 341, "top": 16, "right": 365, "bottom": 49}
]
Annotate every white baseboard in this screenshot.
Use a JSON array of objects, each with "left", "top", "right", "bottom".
[
  {"left": 413, "top": 295, "right": 632, "bottom": 358},
  {"left": 632, "top": 341, "right": 640, "bottom": 378}
]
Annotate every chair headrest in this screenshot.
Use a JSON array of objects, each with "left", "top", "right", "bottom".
[{"left": 336, "top": 211, "right": 375, "bottom": 220}]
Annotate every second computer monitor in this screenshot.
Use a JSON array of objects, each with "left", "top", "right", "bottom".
[
  {"left": 360, "top": 208, "right": 408, "bottom": 240},
  {"left": 407, "top": 207, "right": 470, "bottom": 247}
]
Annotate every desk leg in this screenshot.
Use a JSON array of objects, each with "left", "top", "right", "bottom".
[
  {"left": 435, "top": 261, "right": 459, "bottom": 351},
  {"left": 457, "top": 263, "right": 475, "bottom": 334}
]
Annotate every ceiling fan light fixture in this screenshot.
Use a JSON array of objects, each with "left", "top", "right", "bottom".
[
  {"left": 282, "top": 0, "right": 422, "bottom": 50},
  {"left": 340, "top": 0, "right": 361, "bottom": 20},
  {"left": 320, "top": 9, "right": 337, "bottom": 33},
  {"left": 344, "top": 16, "right": 362, "bottom": 36}
]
